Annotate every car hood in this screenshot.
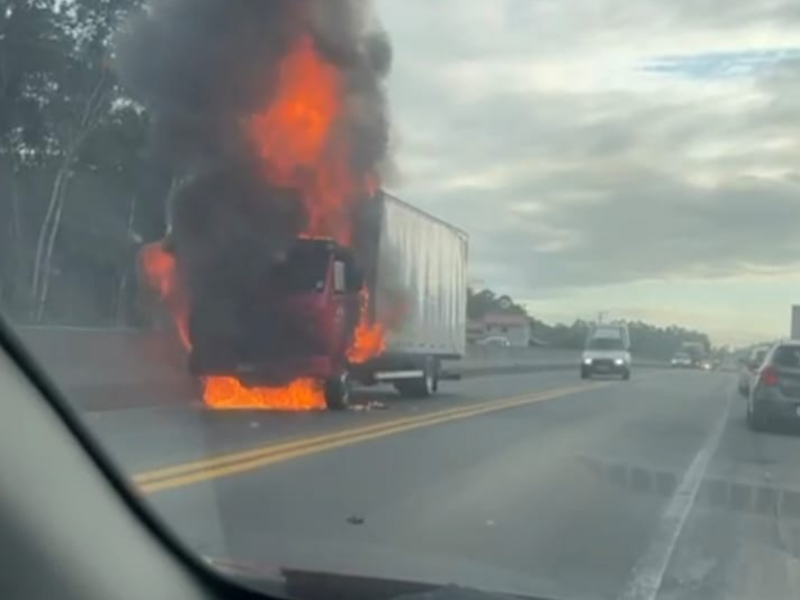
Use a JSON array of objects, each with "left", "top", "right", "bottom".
[
  {"left": 204, "top": 538, "right": 597, "bottom": 600},
  {"left": 582, "top": 350, "right": 628, "bottom": 361}
]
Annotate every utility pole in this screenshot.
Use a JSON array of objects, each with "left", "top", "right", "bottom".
[{"left": 792, "top": 305, "right": 800, "bottom": 339}]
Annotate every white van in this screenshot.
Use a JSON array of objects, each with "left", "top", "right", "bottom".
[{"left": 580, "top": 323, "right": 632, "bottom": 380}]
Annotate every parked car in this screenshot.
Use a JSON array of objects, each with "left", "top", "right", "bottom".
[
  {"left": 747, "top": 342, "right": 800, "bottom": 431},
  {"left": 475, "top": 336, "right": 511, "bottom": 348},
  {"left": 738, "top": 346, "right": 770, "bottom": 396},
  {"left": 671, "top": 352, "right": 693, "bottom": 368}
]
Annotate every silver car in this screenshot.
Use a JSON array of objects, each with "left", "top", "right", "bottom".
[{"left": 747, "top": 343, "right": 800, "bottom": 431}]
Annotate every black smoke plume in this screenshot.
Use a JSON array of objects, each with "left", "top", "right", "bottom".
[{"left": 116, "top": 0, "right": 392, "bottom": 350}]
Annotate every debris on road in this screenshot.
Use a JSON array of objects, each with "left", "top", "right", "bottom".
[
  {"left": 350, "top": 401, "right": 388, "bottom": 411},
  {"left": 346, "top": 515, "right": 365, "bottom": 525}
]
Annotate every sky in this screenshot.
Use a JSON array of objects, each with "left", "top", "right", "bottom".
[{"left": 375, "top": 0, "right": 800, "bottom": 346}]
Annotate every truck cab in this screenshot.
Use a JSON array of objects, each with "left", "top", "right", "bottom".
[{"left": 188, "top": 237, "right": 363, "bottom": 396}]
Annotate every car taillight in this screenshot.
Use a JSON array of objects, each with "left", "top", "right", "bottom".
[{"left": 760, "top": 366, "right": 778, "bottom": 386}]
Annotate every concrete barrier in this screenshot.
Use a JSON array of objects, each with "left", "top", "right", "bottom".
[
  {"left": 12, "top": 327, "right": 666, "bottom": 412},
  {"left": 446, "top": 346, "right": 580, "bottom": 378},
  {"left": 449, "top": 346, "right": 667, "bottom": 378},
  {"left": 15, "top": 326, "right": 200, "bottom": 412}
]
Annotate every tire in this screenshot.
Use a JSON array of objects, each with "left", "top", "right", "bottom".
[
  {"left": 324, "top": 372, "right": 351, "bottom": 411},
  {"left": 580, "top": 367, "right": 590, "bottom": 380},
  {"left": 396, "top": 358, "right": 438, "bottom": 398},
  {"left": 622, "top": 369, "right": 631, "bottom": 381}
]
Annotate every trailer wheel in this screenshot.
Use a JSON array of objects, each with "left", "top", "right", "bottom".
[
  {"left": 395, "top": 358, "right": 438, "bottom": 399},
  {"left": 324, "top": 372, "right": 351, "bottom": 410}
]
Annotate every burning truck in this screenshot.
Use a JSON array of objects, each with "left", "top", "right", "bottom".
[
  {"left": 124, "top": 0, "right": 466, "bottom": 410},
  {"left": 140, "top": 191, "right": 467, "bottom": 410}
]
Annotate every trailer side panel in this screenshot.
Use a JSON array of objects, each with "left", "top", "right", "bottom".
[{"left": 373, "top": 193, "right": 467, "bottom": 358}]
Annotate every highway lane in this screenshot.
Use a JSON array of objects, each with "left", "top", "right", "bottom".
[
  {"left": 83, "top": 369, "right": 601, "bottom": 474},
  {"left": 83, "top": 369, "right": 800, "bottom": 599}
]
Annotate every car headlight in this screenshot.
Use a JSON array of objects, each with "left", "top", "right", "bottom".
[
  {"left": 614, "top": 358, "right": 625, "bottom": 366},
  {"left": 583, "top": 358, "right": 592, "bottom": 365}
]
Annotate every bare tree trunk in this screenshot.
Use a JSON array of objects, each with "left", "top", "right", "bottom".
[
  {"left": 4, "top": 163, "right": 23, "bottom": 316},
  {"left": 31, "top": 71, "right": 110, "bottom": 322},
  {"left": 115, "top": 194, "right": 138, "bottom": 326},
  {"left": 8, "top": 162, "right": 22, "bottom": 248},
  {"left": 115, "top": 271, "right": 129, "bottom": 326},
  {"left": 30, "top": 163, "right": 69, "bottom": 309},
  {"left": 34, "top": 179, "right": 69, "bottom": 322}
]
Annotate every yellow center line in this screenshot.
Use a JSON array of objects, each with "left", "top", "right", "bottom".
[
  {"left": 135, "top": 391, "right": 534, "bottom": 484},
  {"left": 136, "top": 382, "right": 608, "bottom": 494}
]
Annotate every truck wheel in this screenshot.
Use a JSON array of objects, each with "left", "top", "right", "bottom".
[
  {"left": 414, "top": 358, "right": 438, "bottom": 398},
  {"left": 395, "top": 358, "right": 438, "bottom": 399},
  {"left": 324, "top": 372, "right": 351, "bottom": 411}
]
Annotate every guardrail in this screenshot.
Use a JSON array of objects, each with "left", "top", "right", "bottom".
[
  {"left": 12, "top": 327, "right": 667, "bottom": 412},
  {"left": 447, "top": 346, "right": 581, "bottom": 378},
  {"left": 14, "top": 326, "right": 199, "bottom": 412}
]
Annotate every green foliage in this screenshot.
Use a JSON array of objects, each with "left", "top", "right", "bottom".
[
  {"left": 0, "top": 0, "right": 169, "bottom": 324},
  {"left": 469, "top": 287, "right": 713, "bottom": 359},
  {"left": 467, "top": 288, "right": 528, "bottom": 320}
]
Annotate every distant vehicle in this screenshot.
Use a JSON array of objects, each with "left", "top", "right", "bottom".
[
  {"left": 746, "top": 342, "right": 800, "bottom": 431},
  {"left": 581, "top": 327, "right": 631, "bottom": 380},
  {"left": 677, "top": 341, "right": 709, "bottom": 368},
  {"left": 671, "top": 352, "right": 693, "bottom": 368},
  {"left": 738, "top": 346, "right": 770, "bottom": 397},
  {"left": 475, "top": 336, "right": 511, "bottom": 348}
]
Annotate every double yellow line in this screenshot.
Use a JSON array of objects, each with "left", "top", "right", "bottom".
[{"left": 135, "top": 382, "right": 604, "bottom": 494}]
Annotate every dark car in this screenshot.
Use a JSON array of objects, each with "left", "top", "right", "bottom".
[
  {"left": 746, "top": 342, "right": 800, "bottom": 431},
  {"left": 738, "top": 346, "right": 769, "bottom": 397}
]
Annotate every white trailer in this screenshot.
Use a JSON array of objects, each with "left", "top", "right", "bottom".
[{"left": 353, "top": 192, "right": 468, "bottom": 397}]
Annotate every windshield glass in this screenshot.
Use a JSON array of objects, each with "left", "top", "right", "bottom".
[
  {"left": 3, "top": 1, "right": 800, "bottom": 600},
  {"left": 586, "top": 337, "right": 624, "bottom": 350},
  {"left": 772, "top": 346, "right": 800, "bottom": 368},
  {"left": 271, "top": 243, "right": 331, "bottom": 293}
]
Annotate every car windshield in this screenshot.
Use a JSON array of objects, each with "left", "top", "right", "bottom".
[
  {"left": 772, "top": 346, "right": 800, "bottom": 368},
  {"left": 3, "top": 2, "right": 800, "bottom": 600},
  {"left": 587, "top": 337, "right": 624, "bottom": 350},
  {"left": 270, "top": 242, "right": 331, "bottom": 293}
]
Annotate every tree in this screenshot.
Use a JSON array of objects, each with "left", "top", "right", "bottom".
[
  {"left": 0, "top": 0, "right": 71, "bottom": 316},
  {"left": 0, "top": 0, "right": 169, "bottom": 324},
  {"left": 467, "top": 287, "right": 528, "bottom": 320}
]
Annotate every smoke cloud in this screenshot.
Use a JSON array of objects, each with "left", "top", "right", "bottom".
[{"left": 116, "top": 0, "right": 392, "bottom": 316}]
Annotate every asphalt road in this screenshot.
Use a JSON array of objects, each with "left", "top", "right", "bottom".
[{"left": 81, "top": 369, "right": 800, "bottom": 600}]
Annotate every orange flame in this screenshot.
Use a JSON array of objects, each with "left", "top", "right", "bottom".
[
  {"left": 347, "top": 290, "right": 386, "bottom": 364},
  {"left": 138, "top": 242, "right": 191, "bottom": 349},
  {"left": 249, "top": 33, "right": 367, "bottom": 245},
  {"left": 142, "top": 33, "right": 388, "bottom": 411},
  {"left": 203, "top": 377, "right": 325, "bottom": 411}
]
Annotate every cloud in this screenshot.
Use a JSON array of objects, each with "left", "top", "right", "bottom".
[{"left": 378, "top": 0, "right": 800, "bottom": 340}]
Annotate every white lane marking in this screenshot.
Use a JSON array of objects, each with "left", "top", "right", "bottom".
[{"left": 618, "top": 385, "right": 734, "bottom": 600}]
